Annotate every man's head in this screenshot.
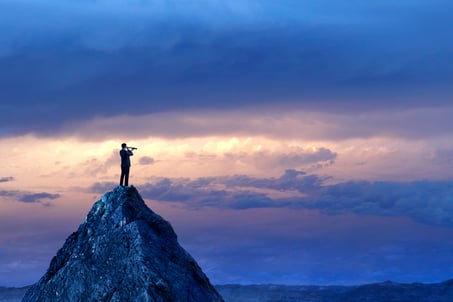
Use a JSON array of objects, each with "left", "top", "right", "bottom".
[{"left": 121, "top": 143, "right": 127, "bottom": 148}]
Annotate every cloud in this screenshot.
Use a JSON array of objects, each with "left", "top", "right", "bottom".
[
  {"left": 19, "top": 192, "right": 60, "bottom": 204},
  {"left": 1, "top": 1, "right": 453, "bottom": 137},
  {"left": 139, "top": 156, "right": 155, "bottom": 165},
  {"left": 18, "top": 106, "right": 453, "bottom": 142},
  {"left": 81, "top": 150, "right": 119, "bottom": 177},
  {"left": 90, "top": 182, "right": 118, "bottom": 194},
  {"left": 179, "top": 146, "right": 336, "bottom": 172},
  {"left": 426, "top": 148, "right": 453, "bottom": 165},
  {"left": 309, "top": 181, "right": 453, "bottom": 227},
  {"left": 0, "top": 190, "right": 60, "bottom": 206},
  {"left": 91, "top": 169, "right": 453, "bottom": 227},
  {"left": 0, "top": 177, "right": 14, "bottom": 183},
  {"left": 223, "top": 147, "right": 337, "bottom": 170}
]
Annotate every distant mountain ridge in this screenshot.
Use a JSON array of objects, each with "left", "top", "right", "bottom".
[
  {"left": 3, "top": 280, "right": 453, "bottom": 302},
  {"left": 0, "top": 286, "right": 30, "bottom": 302},
  {"left": 21, "top": 186, "right": 224, "bottom": 302},
  {"left": 216, "top": 280, "right": 453, "bottom": 302}
]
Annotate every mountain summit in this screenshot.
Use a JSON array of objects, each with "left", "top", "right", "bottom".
[{"left": 22, "top": 186, "right": 224, "bottom": 302}]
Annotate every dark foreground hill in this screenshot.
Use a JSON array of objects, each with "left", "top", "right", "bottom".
[{"left": 22, "top": 186, "right": 224, "bottom": 302}]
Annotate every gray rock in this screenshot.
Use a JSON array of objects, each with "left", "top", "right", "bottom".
[{"left": 22, "top": 186, "right": 224, "bottom": 302}]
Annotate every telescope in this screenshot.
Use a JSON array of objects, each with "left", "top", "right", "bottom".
[{"left": 127, "top": 147, "right": 138, "bottom": 151}]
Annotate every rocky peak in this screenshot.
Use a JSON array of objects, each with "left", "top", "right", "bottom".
[{"left": 22, "top": 186, "right": 224, "bottom": 302}]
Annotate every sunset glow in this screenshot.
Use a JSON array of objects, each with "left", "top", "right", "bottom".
[{"left": 1, "top": 0, "right": 453, "bottom": 288}]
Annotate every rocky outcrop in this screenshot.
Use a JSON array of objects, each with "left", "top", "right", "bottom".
[{"left": 22, "top": 186, "right": 224, "bottom": 302}]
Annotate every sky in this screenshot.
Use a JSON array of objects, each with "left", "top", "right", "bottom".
[{"left": 1, "top": 0, "right": 453, "bottom": 287}]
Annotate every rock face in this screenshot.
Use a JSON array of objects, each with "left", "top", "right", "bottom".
[{"left": 22, "top": 186, "right": 224, "bottom": 302}]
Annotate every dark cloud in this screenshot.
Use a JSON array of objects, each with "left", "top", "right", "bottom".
[
  {"left": 1, "top": 1, "right": 453, "bottom": 137},
  {"left": 51, "top": 107, "right": 453, "bottom": 141},
  {"left": 308, "top": 181, "right": 453, "bottom": 227},
  {"left": 139, "top": 156, "right": 155, "bottom": 165},
  {"left": 129, "top": 171, "right": 324, "bottom": 210},
  {"left": 0, "top": 177, "right": 14, "bottom": 183},
  {"left": 19, "top": 193, "right": 60, "bottom": 204},
  {"left": 0, "top": 190, "right": 60, "bottom": 206},
  {"left": 91, "top": 169, "right": 453, "bottom": 227}
]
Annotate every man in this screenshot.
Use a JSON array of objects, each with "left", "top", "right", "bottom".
[{"left": 120, "top": 143, "right": 133, "bottom": 186}]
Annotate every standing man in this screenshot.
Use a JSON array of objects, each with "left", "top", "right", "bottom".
[{"left": 120, "top": 143, "right": 133, "bottom": 186}]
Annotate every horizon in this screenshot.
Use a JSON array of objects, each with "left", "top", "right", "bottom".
[{"left": 1, "top": 0, "right": 453, "bottom": 288}]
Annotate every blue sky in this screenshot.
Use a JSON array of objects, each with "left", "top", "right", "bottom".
[{"left": 1, "top": 0, "right": 453, "bottom": 287}]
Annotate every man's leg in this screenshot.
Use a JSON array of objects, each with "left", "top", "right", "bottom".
[
  {"left": 124, "top": 166, "right": 130, "bottom": 186},
  {"left": 120, "top": 166, "right": 126, "bottom": 186}
]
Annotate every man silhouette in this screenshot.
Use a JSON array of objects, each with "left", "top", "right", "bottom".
[{"left": 120, "top": 143, "right": 133, "bottom": 186}]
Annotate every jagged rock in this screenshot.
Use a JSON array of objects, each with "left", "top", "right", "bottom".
[{"left": 22, "top": 186, "right": 224, "bottom": 302}]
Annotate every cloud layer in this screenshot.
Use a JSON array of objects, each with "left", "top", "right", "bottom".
[
  {"left": 92, "top": 169, "right": 453, "bottom": 227},
  {"left": 1, "top": 0, "right": 453, "bottom": 136},
  {"left": 55, "top": 107, "right": 453, "bottom": 141}
]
